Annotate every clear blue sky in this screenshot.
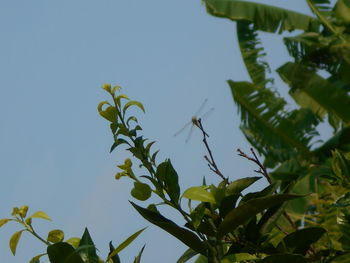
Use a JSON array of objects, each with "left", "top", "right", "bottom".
[{"left": 0, "top": 1, "right": 311, "bottom": 262}]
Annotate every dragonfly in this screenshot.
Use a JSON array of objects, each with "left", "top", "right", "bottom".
[{"left": 173, "top": 99, "right": 214, "bottom": 143}]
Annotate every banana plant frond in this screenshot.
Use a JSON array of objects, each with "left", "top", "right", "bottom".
[
  {"left": 283, "top": 32, "right": 341, "bottom": 74},
  {"left": 229, "top": 80, "right": 318, "bottom": 167},
  {"left": 205, "top": 0, "right": 320, "bottom": 34},
  {"left": 277, "top": 62, "right": 350, "bottom": 124},
  {"left": 237, "top": 21, "right": 272, "bottom": 87},
  {"left": 313, "top": 126, "right": 350, "bottom": 158}
]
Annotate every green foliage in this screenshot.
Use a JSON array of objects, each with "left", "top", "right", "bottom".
[{"left": 1, "top": 205, "right": 144, "bottom": 263}]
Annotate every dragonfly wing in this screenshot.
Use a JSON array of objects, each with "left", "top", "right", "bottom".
[
  {"left": 194, "top": 98, "right": 208, "bottom": 117},
  {"left": 185, "top": 125, "right": 195, "bottom": 144},
  {"left": 200, "top": 107, "right": 214, "bottom": 120},
  {"left": 173, "top": 120, "right": 192, "bottom": 137}
]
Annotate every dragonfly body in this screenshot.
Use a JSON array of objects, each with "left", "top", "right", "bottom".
[{"left": 174, "top": 99, "right": 214, "bottom": 142}]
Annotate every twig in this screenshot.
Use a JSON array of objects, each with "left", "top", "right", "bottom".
[
  {"left": 237, "top": 148, "right": 271, "bottom": 184},
  {"left": 196, "top": 118, "right": 227, "bottom": 181},
  {"left": 237, "top": 148, "right": 298, "bottom": 231}
]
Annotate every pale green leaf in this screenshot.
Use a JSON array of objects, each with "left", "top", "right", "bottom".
[
  {"left": 183, "top": 186, "right": 216, "bottom": 204},
  {"left": 47, "top": 229, "right": 64, "bottom": 243},
  {"left": 29, "top": 253, "right": 46, "bottom": 263},
  {"left": 123, "top": 101, "right": 145, "bottom": 114},
  {"left": 0, "top": 218, "right": 12, "bottom": 227},
  {"left": 30, "top": 211, "right": 52, "bottom": 221},
  {"left": 9, "top": 230, "right": 25, "bottom": 255},
  {"left": 107, "top": 228, "right": 146, "bottom": 261},
  {"left": 66, "top": 237, "right": 80, "bottom": 248}
]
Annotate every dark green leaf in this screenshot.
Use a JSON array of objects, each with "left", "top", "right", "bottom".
[
  {"left": 78, "top": 228, "right": 99, "bottom": 262},
  {"left": 218, "top": 194, "right": 301, "bottom": 237},
  {"left": 133, "top": 245, "right": 146, "bottom": 263},
  {"left": 259, "top": 253, "right": 307, "bottom": 263},
  {"left": 276, "top": 227, "right": 326, "bottom": 255},
  {"left": 131, "top": 182, "right": 152, "bottom": 201},
  {"left": 130, "top": 202, "right": 206, "bottom": 255},
  {"left": 156, "top": 160, "right": 180, "bottom": 203},
  {"left": 177, "top": 248, "right": 198, "bottom": 263},
  {"left": 47, "top": 242, "right": 84, "bottom": 263},
  {"left": 108, "top": 241, "right": 121, "bottom": 263}
]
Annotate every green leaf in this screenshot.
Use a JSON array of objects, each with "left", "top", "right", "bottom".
[
  {"left": 47, "top": 242, "right": 84, "bottom": 263},
  {"left": 19, "top": 205, "right": 29, "bottom": 218},
  {"left": 193, "top": 255, "right": 207, "bottom": 263},
  {"left": 226, "top": 177, "right": 261, "bottom": 195},
  {"left": 47, "top": 229, "right": 64, "bottom": 243},
  {"left": 133, "top": 245, "right": 146, "bottom": 263},
  {"left": 176, "top": 248, "right": 198, "bottom": 263},
  {"left": 9, "top": 230, "right": 24, "bottom": 255},
  {"left": 277, "top": 62, "right": 350, "bottom": 123},
  {"left": 108, "top": 241, "right": 121, "bottom": 263},
  {"left": 221, "top": 253, "right": 257, "bottom": 263},
  {"left": 29, "top": 253, "right": 46, "bottom": 263},
  {"left": 332, "top": 149, "right": 350, "bottom": 184},
  {"left": 79, "top": 228, "right": 99, "bottom": 262},
  {"left": 130, "top": 202, "right": 206, "bottom": 255},
  {"left": 123, "top": 100, "right": 145, "bottom": 114},
  {"left": 107, "top": 228, "right": 146, "bottom": 260},
  {"left": 229, "top": 80, "right": 315, "bottom": 167},
  {"left": 276, "top": 227, "right": 326, "bottom": 255},
  {"left": 259, "top": 253, "right": 307, "bottom": 263},
  {"left": 156, "top": 160, "right": 180, "bottom": 203},
  {"left": 110, "top": 138, "right": 130, "bottom": 153},
  {"left": 0, "top": 218, "right": 12, "bottom": 227},
  {"left": 335, "top": 0, "right": 350, "bottom": 24},
  {"left": 218, "top": 194, "right": 301, "bottom": 237},
  {"left": 237, "top": 21, "right": 270, "bottom": 87},
  {"left": 182, "top": 186, "right": 216, "bottom": 204},
  {"left": 205, "top": 0, "right": 319, "bottom": 33},
  {"left": 30, "top": 211, "right": 52, "bottom": 221},
  {"left": 131, "top": 182, "right": 152, "bottom": 201},
  {"left": 99, "top": 104, "right": 118, "bottom": 123},
  {"left": 66, "top": 237, "right": 80, "bottom": 249}
]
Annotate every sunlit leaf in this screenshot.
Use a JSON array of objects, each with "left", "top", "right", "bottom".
[
  {"left": 29, "top": 253, "right": 46, "bottom": 263},
  {"left": 9, "top": 230, "right": 25, "bottom": 255},
  {"left": 107, "top": 228, "right": 146, "bottom": 260},
  {"left": 66, "top": 237, "right": 80, "bottom": 249},
  {"left": 47, "top": 229, "right": 64, "bottom": 243},
  {"left": 123, "top": 100, "right": 145, "bottom": 115},
  {"left": 19, "top": 205, "right": 29, "bottom": 218},
  {"left": 30, "top": 211, "right": 52, "bottom": 221},
  {"left": 182, "top": 186, "right": 216, "bottom": 204},
  {"left": 226, "top": 177, "right": 261, "bottom": 195},
  {"left": 0, "top": 218, "right": 12, "bottom": 227}
]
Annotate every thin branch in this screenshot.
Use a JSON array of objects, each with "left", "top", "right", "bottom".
[
  {"left": 197, "top": 118, "right": 227, "bottom": 181},
  {"left": 237, "top": 148, "right": 298, "bottom": 231},
  {"left": 237, "top": 148, "right": 271, "bottom": 184}
]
